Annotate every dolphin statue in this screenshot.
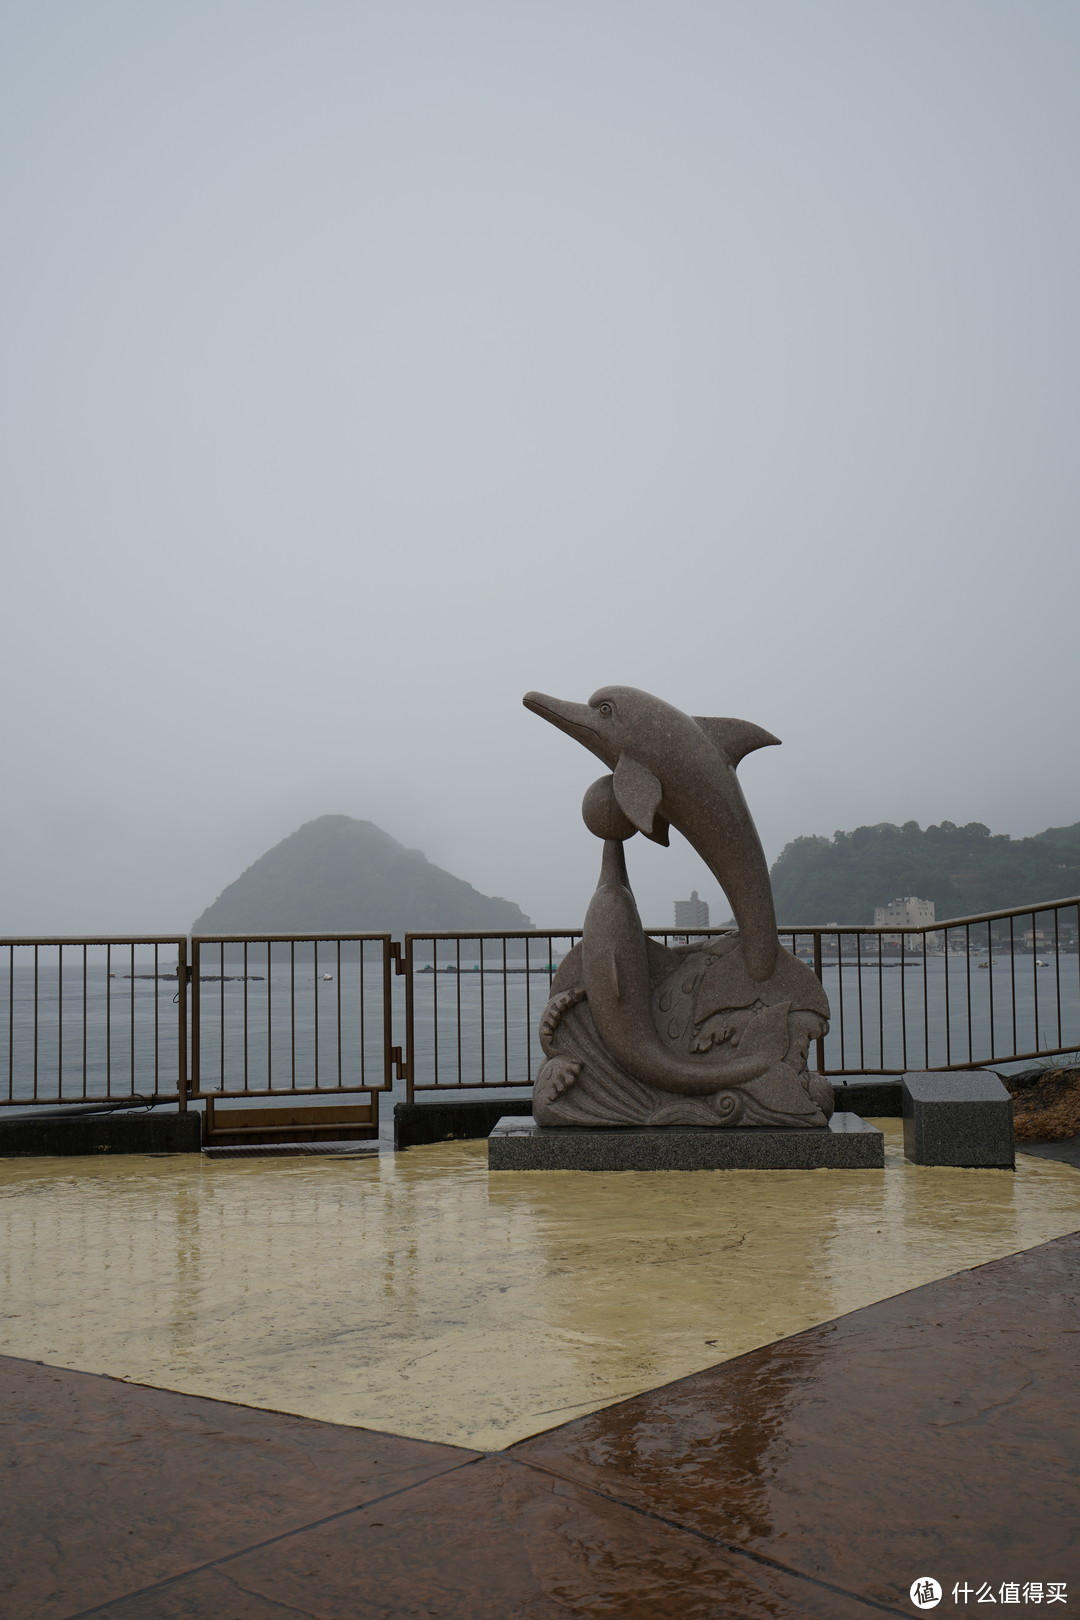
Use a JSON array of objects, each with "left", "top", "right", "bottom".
[
  {"left": 568, "top": 782, "right": 805, "bottom": 1101},
  {"left": 523, "top": 684, "right": 781, "bottom": 981}
]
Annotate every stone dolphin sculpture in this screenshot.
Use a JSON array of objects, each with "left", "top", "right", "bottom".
[
  {"left": 567, "top": 776, "right": 799, "bottom": 1100},
  {"left": 523, "top": 684, "right": 781, "bottom": 981}
]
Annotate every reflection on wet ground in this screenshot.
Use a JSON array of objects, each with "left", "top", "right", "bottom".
[
  {"left": 511, "top": 1229, "right": 1080, "bottom": 1613},
  {"left": 1, "top": 1122, "right": 1078, "bottom": 1449}
]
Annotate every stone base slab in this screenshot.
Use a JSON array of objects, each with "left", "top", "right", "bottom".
[{"left": 487, "top": 1112, "right": 884, "bottom": 1171}]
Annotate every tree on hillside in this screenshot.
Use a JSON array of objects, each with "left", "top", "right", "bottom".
[{"left": 770, "top": 820, "right": 1080, "bottom": 924}]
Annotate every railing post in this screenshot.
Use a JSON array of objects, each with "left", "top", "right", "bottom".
[
  {"left": 383, "top": 937, "right": 398, "bottom": 1093},
  {"left": 403, "top": 935, "right": 415, "bottom": 1104},
  {"left": 386, "top": 937, "right": 414, "bottom": 1102},
  {"left": 189, "top": 937, "right": 201, "bottom": 1099},
  {"left": 176, "top": 938, "right": 189, "bottom": 1111},
  {"left": 812, "top": 930, "right": 827, "bottom": 1076}
]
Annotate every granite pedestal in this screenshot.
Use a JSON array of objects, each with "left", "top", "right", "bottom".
[
  {"left": 902, "top": 1071, "right": 1014, "bottom": 1169},
  {"left": 488, "top": 1112, "right": 884, "bottom": 1171}
]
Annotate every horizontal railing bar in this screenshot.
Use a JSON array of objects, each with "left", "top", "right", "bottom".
[
  {"left": 979, "top": 1043, "right": 1080, "bottom": 1067},
  {"left": 404, "top": 903, "right": 1080, "bottom": 943},
  {"left": 0, "top": 936, "right": 186, "bottom": 948},
  {"left": 404, "top": 931, "right": 578, "bottom": 940},
  {"left": 191, "top": 1084, "right": 388, "bottom": 1100},
  {"left": 647, "top": 927, "right": 735, "bottom": 935},
  {"left": 412, "top": 1080, "right": 535, "bottom": 1090},
  {"left": 0, "top": 1093, "right": 182, "bottom": 1108},
  {"left": 818, "top": 1044, "right": 1080, "bottom": 1075},
  {"left": 192, "top": 933, "right": 393, "bottom": 944}
]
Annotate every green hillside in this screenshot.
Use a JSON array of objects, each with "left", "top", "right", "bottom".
[
  {"left": 193, "top": 815, "right": 533, "bottom": 936},
  {"left": 769, "top": 820, "right": 1080, "bottom": 925}
]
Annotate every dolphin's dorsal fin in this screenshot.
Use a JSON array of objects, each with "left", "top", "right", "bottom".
[
  {"left": 613, "top": 754, "right": 664, "bottom": 837},
  {"left": 694, "top": 716, "right": 781, "bottom": 766}
]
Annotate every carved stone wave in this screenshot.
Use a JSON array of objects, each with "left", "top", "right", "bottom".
[{"left": 533, "top": 935, "right": 833, "bottom": 1130}]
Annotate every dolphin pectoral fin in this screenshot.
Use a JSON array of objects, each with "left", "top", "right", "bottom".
[
  {"left": 644, "top": 814, "right": 670, "bottom": 847},
  {"left": 693, "top": 716, "right": 781, "bottom": 765},
  {"left": 734, "top": 1000, "right": 793, "bottom": 1067},
  {"left": 612, "top": 755, "right": 664, "bottom": 836}
]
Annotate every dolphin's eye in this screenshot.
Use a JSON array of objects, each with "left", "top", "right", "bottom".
[{"left": 597, "top": 702, "right": 613, "bottom": 717}]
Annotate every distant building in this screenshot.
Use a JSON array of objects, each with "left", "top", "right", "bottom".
[
  {"left": 873, "top": 895, "right": 938, "bottom": 952},
  {"left": 674, "top": 890, "right": 709, "bottom": 930},
  {"left": 873, "top": 896, "right": 936, "bottom": 929}
]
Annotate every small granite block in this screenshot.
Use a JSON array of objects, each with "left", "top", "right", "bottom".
[
  {"left": 487, "top": 1113, "right": 884, "bottom": 1171},
  {"left": 901, "top": 1071, "right": 1014, "bottom": 1169}
]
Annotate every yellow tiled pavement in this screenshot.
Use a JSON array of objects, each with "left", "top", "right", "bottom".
[{"left": 1, "top": 1122, "right": 1078, "bottom": 1449}]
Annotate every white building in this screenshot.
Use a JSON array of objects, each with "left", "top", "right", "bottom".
[
  {"left": 674, "top": 890, "right": 710, "bottom": 929},
  {"left": 873, "top": 896, "right": 936, "bottom": 929}
]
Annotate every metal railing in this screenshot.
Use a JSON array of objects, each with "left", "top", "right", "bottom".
[
  {"left": 780, "top": 897, "right": 1080, "bottom": 1076},
  {"left": 0, "top": 937, "right": 188, "bottom": 1107},
  {"left": 3, "top": 897, "right": 1079, "bottom": 1111},
  {"left": 399, "top": 931, "right": 576, "bottom": 1098},
  {"left": 397, "top": 899, "right": 1080, "bottom": 1098},
  {"left": 190, "top": 934, "right": 396, "bottom": 1100}
]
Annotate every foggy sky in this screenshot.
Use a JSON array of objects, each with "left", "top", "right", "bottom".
[{"left": 3, "top": 1, "right": 1079, "bottom": 934}]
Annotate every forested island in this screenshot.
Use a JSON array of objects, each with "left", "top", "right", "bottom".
[
  {"left": 769, "top": 820, "right": 1080, "bottom": 925},
  {"left": 193, "top": 815, "right": 533, "bottom": 937}
]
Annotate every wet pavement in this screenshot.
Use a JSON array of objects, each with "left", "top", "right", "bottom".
[
  {"left": 1, "top": 1132, "right": 1078, "bottom": 1615},
  {"left": 2, "top": 1124, "right": 1080, "bottom": 1449},
  {"left": 1021, "top": 1137, "right": 1080, "bottom": 1168},
  {"left": 3, "top": 1230, "right": 1079, "bottom": 1617}
]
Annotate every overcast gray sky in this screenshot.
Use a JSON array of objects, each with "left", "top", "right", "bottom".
[{"left": 2, "top": 1, "right": 1078, "bottom": 934}]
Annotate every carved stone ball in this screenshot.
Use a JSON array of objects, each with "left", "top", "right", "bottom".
[{"left": 582, "top": 775, "right": 637, "bottom": 842}]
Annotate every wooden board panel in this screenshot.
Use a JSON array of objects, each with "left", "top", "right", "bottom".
[{"left": 211, "top": 1105, "right": 373, "bottom": 1129}]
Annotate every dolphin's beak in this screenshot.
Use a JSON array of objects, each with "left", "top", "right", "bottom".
[{"left": 523, "top": 691, "right": 610, "bottom": 763}]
